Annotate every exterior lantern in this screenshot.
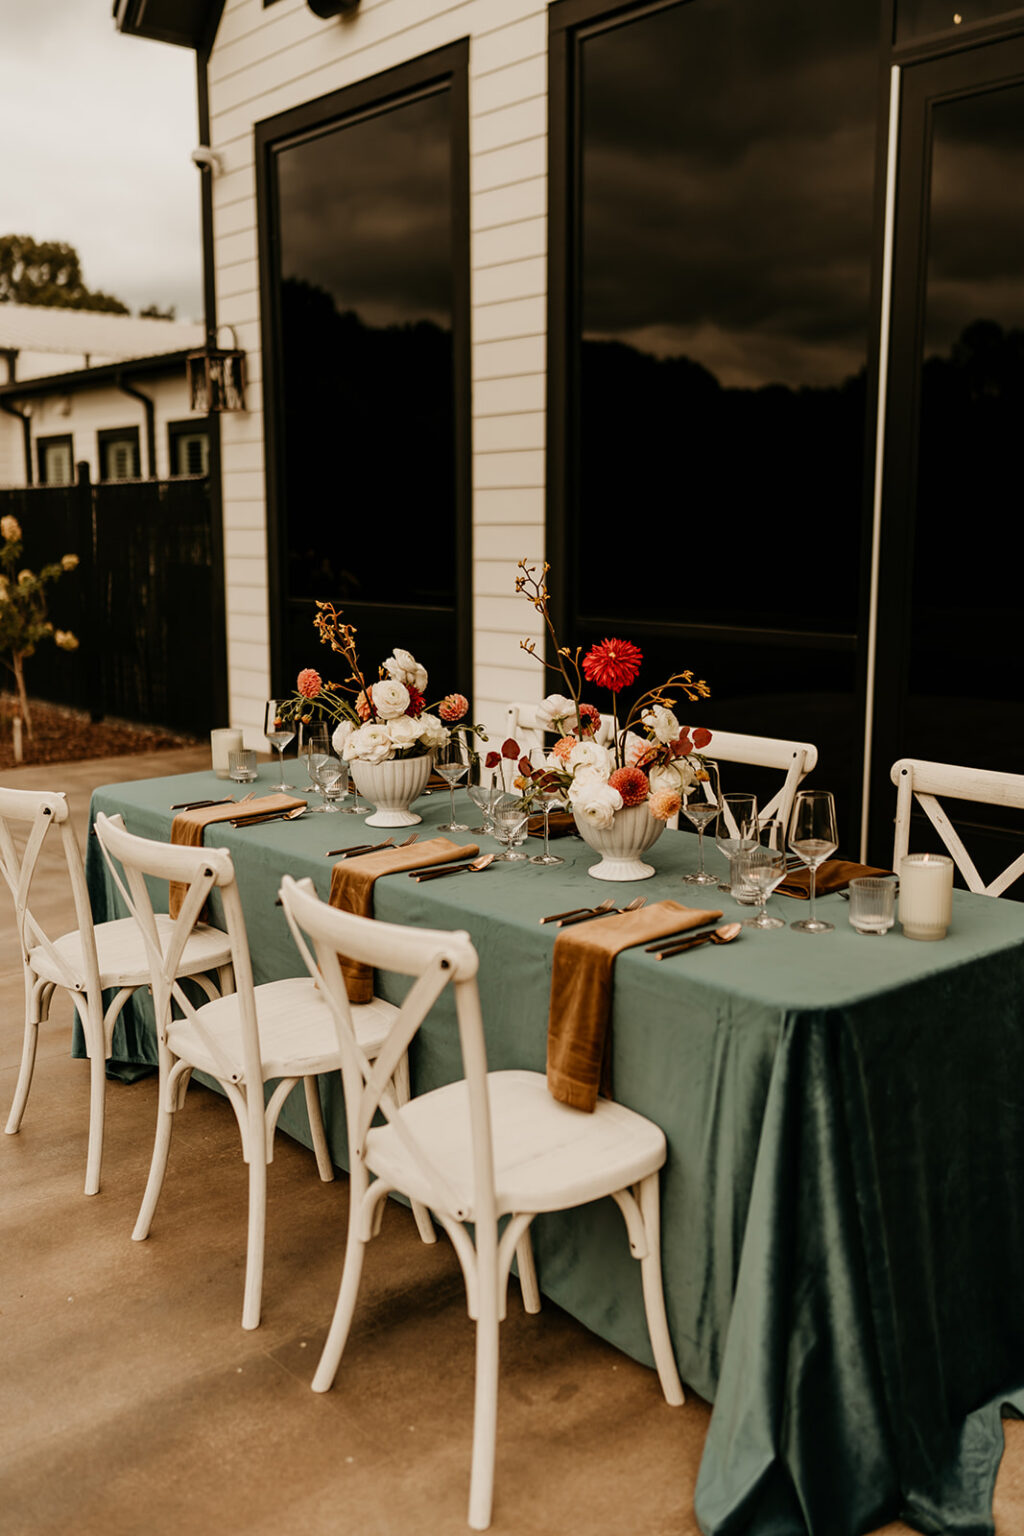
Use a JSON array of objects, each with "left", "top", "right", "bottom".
[
  {"left": 187, "top": 328, "right": 247, "bottom": 413},
  {"left": 306, "top": 0, "right": 361, "bottom": 15}
]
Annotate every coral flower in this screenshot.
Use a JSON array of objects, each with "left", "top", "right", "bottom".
[
  {"left": 649, "top": 789, "right": 682, "bottom": 822},
  {"left": 296, "top": 667, "right": 322, "bottom": 700},
  {"left": 355, "top": 689, "right": 373, "bottom": 721},
  {"left": 439, "top": 692, "right": 468, "bottom": 722},
  {"left": 575, "top": 702, "right": 602, "bottom": 737},
  {"left": 608, "top": 765, "right": 649, "bottom": 808},
  {"left": 582, "top": 637, "right": 643, "bottom": 693},
  {"left": 551, "top": 735, "right": 575, "bottom": 764}
]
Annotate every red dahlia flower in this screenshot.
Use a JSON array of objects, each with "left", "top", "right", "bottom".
[
  {"left": 582, "top": 637, "right": 643, "bottom": 693},
  {"left": 575, "top": 702, "right": 602, "bottom": 737},
  {"left": 406, "top": 685, "right": 426, "bottom": 717},
  {"left": 608, "top": 765, "right": 649, "bottom": 807},
  {"left": 296, "top": 668, "right": 322, "bottom": 700}
]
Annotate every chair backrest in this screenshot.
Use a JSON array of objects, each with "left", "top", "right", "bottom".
[
  {"left": 279, "top": 874, "right": 495, "bottom": 1233},
  {"left": 0, "top": 784, "right": 101, "bottom": 995},
  {"left": 504, "top": 701, "right": 615, "bottom": 752},
  {"left": 699, "top": 727, "right": 818, "bottom": 828},
  {"left": 890, "top": 758, "right": 1024, "bottom": 896},
  {"left": 93, "top": 812, "right": 262, "bottom": 1088}
]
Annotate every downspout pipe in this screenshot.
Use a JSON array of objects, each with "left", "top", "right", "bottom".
[
  {"left": 0, "top": 399, "right": 33, "bottom": 486},
  {"left": 116, "top": 372, "right": 156, "bottom": 478}
]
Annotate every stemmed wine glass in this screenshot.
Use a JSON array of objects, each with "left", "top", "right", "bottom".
[
  {"left": 715, "top": 792, "right": 759, "bottom": 897},
  {"left": 682, "top": 759, "right": 721, "bottom": 886},
  {"left": 466, "top": 760, "right": 498, "bottom": 835},
  {"left": 435, "top": 739, "right": 469, "bottom": 832},
  {"left": 737, "top": 819, "right": 788, "bottom": 929},
  {"left": 298, "top": 721, "right": 330, "bottom": 792},
  {"left": 529, "top": 748, "right": 565, "bottom": 867},
  {"left": 788, "top": 789, "right": 838, "bottom": 934},
  {"left": 491, "top": 794, "right": 529, "bottom": 861},
  {"left": 264, "top": 699, "right": 295, "bottom": 792}
]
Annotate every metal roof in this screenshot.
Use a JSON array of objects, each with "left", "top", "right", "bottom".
[{"left": 0, "top": 303, "right": 203, "bottom": 373}]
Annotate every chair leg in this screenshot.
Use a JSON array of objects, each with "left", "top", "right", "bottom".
[
  {"left": 515, "top": 1231, "right": 541, "bottom": 1315},
  {"left": 241, "top": 1147, "right": 267, "bottom": 1330},
  {"left": 132, "top": 1092, "right": 176, "bottom": 1241},
  {"left": 467, "top": 1279, "right": 501, "bottom": 1531},
  {"left": 311, "top": 1207, "right": 368, "bottom": 1393},
  {"left": 303, "top": 1075, "right": 335, "bottom": 1182},
  {"left": 636, "top": 1173, "right": 685, "bottom": 1407},
  {"left": 4, "top": 1020, "right": 39, "bottom": 1135},
  {"left": 84, "top": 1046, "right": 107, "bottom": 1196}
]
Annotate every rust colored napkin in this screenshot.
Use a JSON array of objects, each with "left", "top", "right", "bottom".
[
  {"left": 547, "top": 899, "right": 721, "bottom": 1113},
  {"left": 168, "top": 794, "right": 306, "bottom": 917},
  {"left": 527, "top": 810, "right": 576, "bottom": 839},
  {"left": 776, "top": 859, "right": 891, "bottom": 900},
  {"left": 328, "top": 836, "right": 480, "bottom": 1003}
]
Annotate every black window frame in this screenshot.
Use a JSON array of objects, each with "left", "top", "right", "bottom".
[
  {"left": 36, "top": 433, "right": 74, "bottom": 486},
  {"left": 97, "top": 426, "right": 141, "bottom": 483},
  {"left": 254, "top": 40, "right": 472, "bottom": 694},
  {"left": 167, "top": 419, "right": 211, "bottom": 478}
]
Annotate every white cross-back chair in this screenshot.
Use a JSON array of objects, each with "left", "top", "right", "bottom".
[
  {"left": 279, "top": 874, "right": 684, "bottom": 1532},
  {"left": 691, "top": 727, "right": 818, "bottom": 827},
  {"left": 94, "top": 812, "right": 434, "bottom": 1331},
  {"left": 891, "top": 758, "right": 1024, "bottom": 896},
  {"left": 0, "top": 786, "right": 233, "bottom": 1196}
]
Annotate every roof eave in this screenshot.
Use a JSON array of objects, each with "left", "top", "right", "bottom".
[
  {"left": 0, "top": 350, "right": 196, "bottom": 400},
  {"left": 113, "top": 0, "right": 224, "bottom": 53}
]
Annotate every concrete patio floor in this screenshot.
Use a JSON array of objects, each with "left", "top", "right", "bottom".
[{"left": 1, "top": 748, "right": 1020, "bottom": 1535}]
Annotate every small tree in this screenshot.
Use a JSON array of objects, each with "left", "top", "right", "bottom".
[{"left": 0, "top": 515, "right": 80, "bottom": 739}]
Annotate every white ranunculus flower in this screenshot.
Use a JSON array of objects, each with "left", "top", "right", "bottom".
[
  {"left": 416, "top": 712, "right": 449, "bottom": 751},
  {"left": 383, "top": 648, "right": 429, "bottom": 693},
  {"left": 568, "top": 739, "right": 611, "bottom": 777},
  {"left": 387, "top": 714, "right": 426, "bottom": 751},
  {"left": 621, "top": 730, "right": 650, "bottom": 768},
  {"left": 572, "top": 780, "right": 623, "bottom": 830},
  {"left": 568, "top": 765, "right": 610, "bottom": 804},
  {"left": 535, "top": 693, "right": 577, "bottom": 732},
  {"left": 370, "top": 678, "right": 411, "bottom": 720},
  {"left": 642, "top": 705, "right": 680, "bottom": 744},
  {"left": 344, "top": 723, "right": 393, "bottom": 764},
  {"left": 331, "top": 720, "right": 354, "bottom": 756},
  {"left": 648, "top": 760, "right": 697, "bottom": 796}
]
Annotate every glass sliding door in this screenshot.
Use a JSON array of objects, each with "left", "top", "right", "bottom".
[
  {"left": 550, "top": 0, "right": 883, "bottom": 839},
  {"left": 257, "top": 45, "right": 471, "bottom": 691}
]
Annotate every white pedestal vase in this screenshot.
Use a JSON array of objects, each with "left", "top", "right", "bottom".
[
  {"left": 573, "top": 802, "right": 665, "bottom": 881},
  {"left": 350, "top": 754, "right": 433, "bottom": 827}
]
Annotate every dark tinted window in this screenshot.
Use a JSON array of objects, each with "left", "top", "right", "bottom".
[{"left": 896, "top": 0, "right": 1024, "bottom": 43}]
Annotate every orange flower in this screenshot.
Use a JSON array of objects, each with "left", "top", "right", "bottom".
[
  {"left": 439, "top": 692, "right": 468, "bottom": 722},
  {"left": 649, "top": 789, "right": 682, "bottom": 822},
  {"left": 582, "top": 638, "right": 643, "bottom": 693},
  {"left": 296, "top": 668, "right": 322, "bottom": 700},
  {"left": 551, "top": 734, "right": 575, "bottom": 764},
  {"left": 608, "top": 765, "right": 649, "bottom": 807}
]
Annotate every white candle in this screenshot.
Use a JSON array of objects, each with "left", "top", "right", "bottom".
[
  {"left": 898, "top": 853, "right": 953, "bottom": 941},
  {"left": 211, "top": 727, "right": 243, "bottom": 779}
]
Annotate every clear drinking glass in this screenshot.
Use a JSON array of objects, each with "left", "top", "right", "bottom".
[
  {"left": 311, "top": 753, "right": 346, "bottom": 813},
  {"left": 264, "top": 699, "right": 295, "bottom": 791},
  {"left": 435, "top": 740, "right": 469, "bottom": 832},
  {"left": 466, "top": 767, "right": 497, "bottom": 835},
  {"left": 848, "top": 876, "right": 896, "bottom": 935},
  {"left": 298, "top": 721, "right": 330, "bottom": 791},
  {"left": 491, "top": 794, "right": 529, "bottom": 861},
  {"left": 682, "top": 759, "right": 722, "bottom": 886},
  {"left": 737, "top": 818, "right": 787, "bottom": 929},
  {"left": 529, "top": 748, "right": 565, "bottom": 867},
  {"left": 788, "top": 789, "right": 839, "bottom": 934},
  {"left": 715, "top": 791, "right": 759, "bottom": 898}
]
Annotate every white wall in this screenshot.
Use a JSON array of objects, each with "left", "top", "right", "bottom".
[{"left": 207, "top": 0, "right": 552, "bottom": 743}]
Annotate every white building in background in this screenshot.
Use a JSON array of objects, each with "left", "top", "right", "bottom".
[{"left": 0, "top": 304, "right": 207, "bottom": 486}]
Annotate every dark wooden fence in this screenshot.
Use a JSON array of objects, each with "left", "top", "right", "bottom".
[{"left": 0, "top": 467, "right": 223, "bottom": 734}]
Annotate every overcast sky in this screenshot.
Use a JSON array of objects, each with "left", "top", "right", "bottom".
[{"left": 1, "top": 3, "right": 202, "bottom": 321}]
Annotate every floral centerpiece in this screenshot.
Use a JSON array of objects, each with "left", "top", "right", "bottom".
[
  {"left": 285, "top": 602, "right": 484, "bottom": 824},
  {"left": 513, "top": 561, "right": 712, "bottom": 877}
]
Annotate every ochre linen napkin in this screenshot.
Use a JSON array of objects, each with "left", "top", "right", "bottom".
[
  {"left": 526, "top": 810, "right": 576, "bottom": 839},
  {"left": 547, "top": 899, "right": 721, "bottom": 1113},
  {"left": 776, "top": 859, "right": 891, "bottom": 900},
  {"left": 168, "top": 794, "right": 306, "bottom": 917},
  {"left": 328, "top": 837, "right": 479, "bottom": 1003}
]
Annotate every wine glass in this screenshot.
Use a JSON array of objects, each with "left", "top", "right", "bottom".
[
  {"left": 435, "top": 739, "right": 469, "bottom": 832},
  {"left": 491, "top": 794, "right": 529, "bottom": 861},
  {"left": 466, "top": 760, "right": 498, "bottom": 835},
  {"left": 264, "top": 699, "right": 295, "bottom": 791},
  {"left": 298, "top": 721, "right": 330, "bottom": 791},
  {"left": 682, "top": 759, "right": 721, "bottom": 886},
  {"left": 737, "top": 819, "right": 788, "bottom": 929},
  {"left": 715, "top": 792, "right": 759, "bottom": 897},
  {"left": 529, "top": 749, "right": 565, "bottom": 867},
  {"left": 310, "top": 752, "right": 347, "bottom": 813},
  {"left": 788, "top": 789, "right": 838, "bottom": 934}
]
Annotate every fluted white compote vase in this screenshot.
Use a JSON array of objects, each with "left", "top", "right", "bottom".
[
  {"left": 573, "top": 801, "right": 665, "bottom": 881},
  {"left": 350, "top": 753, "right": 433, "bottom": 826}
]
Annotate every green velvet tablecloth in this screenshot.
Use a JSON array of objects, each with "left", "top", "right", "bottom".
[{"left": 84, "top": 769, "right": 1024, "bottom": 1536}]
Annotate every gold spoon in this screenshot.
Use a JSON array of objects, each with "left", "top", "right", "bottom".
[
  {"left": 654, "top": 922, "right": 743, "bottom": 959},
  {"left": 413, "top": 853, "right": 496, "bottom": 881}
]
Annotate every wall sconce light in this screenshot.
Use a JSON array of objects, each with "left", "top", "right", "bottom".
[
  {"left": 187, "top": 326, "right": 247, "bottom": 413},
  {"left": 306, "top": 0, "right": 361, "bottom": 15}
]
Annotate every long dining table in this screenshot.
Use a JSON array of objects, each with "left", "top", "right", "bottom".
[{"left": 84, "top": 766, "right": 1024, "bottom": 1536}]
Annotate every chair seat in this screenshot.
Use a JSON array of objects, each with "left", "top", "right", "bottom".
[
  {"left": 366, "top": 1069, "right": 666, "bottom": 1218},
  {"left": 29, "top": 915, "right": 232, "bottom": 991},
  {"left": 169, "top": 976, "right": 397, "bottom": 1081}
]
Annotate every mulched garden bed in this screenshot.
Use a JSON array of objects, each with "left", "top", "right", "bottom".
[{"left": 0, "top": 696, "right": 204, "bottom": 771}]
